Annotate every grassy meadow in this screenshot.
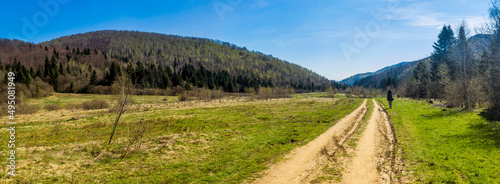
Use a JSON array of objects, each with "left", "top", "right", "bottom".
[
  {"left": 1, "top": 93, "right": 363, "bottom": 183},
  {"left": 378, "top": 98, "right": 500, "bottom": 183}
]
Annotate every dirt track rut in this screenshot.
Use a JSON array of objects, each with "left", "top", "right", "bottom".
[
  {"left": 251, "top": 99, "right": 397, "bottom": 184},
  {"left": 252, "top": 99, "right": 368, "bottom": 184}
]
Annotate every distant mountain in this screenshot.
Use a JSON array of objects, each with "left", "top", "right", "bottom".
[
  {"left": 342, "top": 34, "right": 492, "bottom": 89},
  {"left": 340, "top": 61, "right": 420, "bottom": 87},
  {"left": 468, "top": 34, "right": 492, "bottom": 58},
  {"left": 340, "top": 72, "right": 374, "bottom": 86},
  {"left": 350, "top": 60, "right": 421, "bottom": 89}
]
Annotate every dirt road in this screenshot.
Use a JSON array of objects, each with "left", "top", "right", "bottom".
[
  {"left": 251, "top": 99, "right": 397, "bottom": 184},
  {"left": 342, "top": 99, "right": 395, "bottom": 183},
  {"left": 252, "top": 99, "right": 368, "bottom": 184}
]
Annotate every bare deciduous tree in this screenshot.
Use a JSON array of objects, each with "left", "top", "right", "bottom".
[{"left": 108, "top": 73, "right": 134, "bottom": 145}]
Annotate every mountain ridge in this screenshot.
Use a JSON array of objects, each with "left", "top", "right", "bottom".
[
  {"left": 340, "top": 34, "right": 491, "bottom": 88},
  {"left": 1, "top": 30, "right": 345, "bottom": 94}
]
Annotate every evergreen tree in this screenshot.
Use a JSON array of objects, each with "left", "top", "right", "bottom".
[
  {"left": 53, "top": 48, "right": 59, "bottom": 59},
  {"left": 70, "top": 82, "right": 75, "bottom": 93},
  {"left": 59, "top": 62, "right": 64, "bottom": 75},
  {"left": 44, "top": 56, "right": 50, "bottom": 77},
  {"left": 431, "top": 25, "right": 455, "bottom": 79},
  {"left": 30, "top": 67, "right": 36, "bottom": 78},
  {"left": 66, "top": 64, "right": 71, "bottom": 74},
  {"left": 413, "top": 61, "right": 430, "bottom": 98},
  {"left": 454, "top": 23, "right": 474, "bottom": 78},
  {"left": 36, "top": 68, "right": 43, "bottom": 78},
  {"left": 90, "top": 70, "right": 97, "bottom": 85}
]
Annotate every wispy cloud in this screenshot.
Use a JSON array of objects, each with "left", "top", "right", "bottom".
[{"left": 391, "top": 2, "right": 446, "bottom": 27}]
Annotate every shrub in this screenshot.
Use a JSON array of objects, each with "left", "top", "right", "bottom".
[
  {"left": 82, "top": 99, "right": 110, "bottom": 110},
  {"left": 65, "top": 103, "right": 82, "bottom": 110},
  {"left": 187, "top": 88, "right": 224, "bottom": 101},
  {"left": 45, "top": 104, "right": 61, "bottom": 111},
  {"left": 17, "top": 104, "right": 41, "bottom": 115},
  {"left": 178, "top": 92, "right": 189, "bottom": 101},
  {"left": 256, "top": 87, "right": 295, "bottom": 99}
]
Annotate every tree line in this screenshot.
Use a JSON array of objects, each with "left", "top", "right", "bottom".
[{"left": 399, "top": 0, "right": 500, "bottom": 117}]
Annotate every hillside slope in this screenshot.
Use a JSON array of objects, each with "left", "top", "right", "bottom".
[
  {"left": 341, "top": 60, "right": 420, "bottom": 88},
  {"left": 342, "top": 34, "right": 491, "bottom": 89},
  {"left": 0, "top": 30, "right": 339, "bottom": 94},
  {"left": 41, "top": 30, "right": 332, "bottom": 89}
]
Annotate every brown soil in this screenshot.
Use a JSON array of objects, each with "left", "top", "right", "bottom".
[
  {"left": 252, "top": 99, "right": 368, "bottom": 184},
  {"left": 251, "top": 99, "right": 404, "bottom": 184},
  {"left": 342, "top": 99, "right": 397, "bottom": 184}
]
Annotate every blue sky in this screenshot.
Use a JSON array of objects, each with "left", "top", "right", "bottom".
[{"left": 0, "top": 0, "right": 492, "bottom": 81}]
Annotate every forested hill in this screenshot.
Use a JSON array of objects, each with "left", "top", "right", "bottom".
[
  {"left": 0, "top": 30, "right": 343, "bottom": 95},
  {"left": 340, "top": 60, "right": 420, "bottom": 88},
  {"left": 341, "top": 34, "right": 491, "bottom": 89},
  {"left": 351, "top": 60, "right": 421, "bottom": 89}
]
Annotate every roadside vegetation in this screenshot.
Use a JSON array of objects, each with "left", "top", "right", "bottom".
[{"left": 379, "top": 98, "right": 500, "bottom": 183}]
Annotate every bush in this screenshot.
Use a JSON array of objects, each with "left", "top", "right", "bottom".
[
  {"left": 255, "top": 87, "right": 295, "bottom": 99},
  {"left": 167, "top": 86, "right": 185, "bottom": 96},
  {"left": 65, "top": 103, "right": 82, "bottom": 110},
  {"left": 187, "top": 88, "right": 224, "bottom": 101},
  {"left": 82, "top": 99, "right": 110, "bottom": 110},
  {"left": 17, "top": 104, "right": 41, "bottom": 115},
  {"left": 45, "top": 104, "right": 61, "bottom": 111},
  {"left": 178, "top": 92, "right": 189, "bottom": 101}
]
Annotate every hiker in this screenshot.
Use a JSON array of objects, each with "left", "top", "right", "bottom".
[{"left": 387, "top": 90, "right": 394, "bottom": 109}]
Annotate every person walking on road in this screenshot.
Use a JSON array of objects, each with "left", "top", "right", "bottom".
[{"left": 387, "top": 90, "right": 394, "bottom": 109}]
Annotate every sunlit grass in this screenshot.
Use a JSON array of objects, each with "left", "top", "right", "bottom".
[
  {"left": 378, "top": 98, "right": 500, "bottom": 183},
  {"left": 0, "top": 94, "right": 363, "bottom": 183}
]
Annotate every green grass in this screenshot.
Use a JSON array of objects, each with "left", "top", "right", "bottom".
[
  {"left": 378, "top": 98, "right": 500, "bottom": 183},
  {"left": 1, "top": 94, "right": 363, "bottom": 183}
]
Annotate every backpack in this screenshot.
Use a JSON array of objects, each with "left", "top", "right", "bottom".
[{"left": 387, "top": 92, "right": 394, "bottom": 101}]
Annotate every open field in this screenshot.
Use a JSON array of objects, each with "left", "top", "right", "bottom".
[
  {"left": 378, "top": 98, "right": 500, "bottom": 183},
  {"left": 28, "top": 93, "right": 180, "bottom": 108},
  {"left": 0, "top": 93, "right": 363, "bottom": 183}
]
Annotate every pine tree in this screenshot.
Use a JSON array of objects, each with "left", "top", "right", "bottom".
[
  {"left": 431, "top": 25, "right": 455, "bottom": 79},
  {"left": 66, "top": 64, "right": 71, "bottom": 75},
  {"left": 59, "top": 62, "right": 64, "bottom": 75},
  {"left": 44, "top": 56, "right": 50, "bottom": 77},
  {"left": 30, "top": 67, "right": 36, "bottom": 78},
  {"left": 453, "top": 23, "right": 474, "bottom": 78},
  {"left": 70, "top": 82, "right": 75, "bottom": 93},
  {"left": 413, "top": 61, "right": 430, "bottom": 98},
  {"left": 90, "top": 70, "right": 97, "bottom": 86},
  {"left": 36, "top": 68, "right": 43, "bottom": 78},
  {"left": 429, "top": 25, "right": 455, "bottom": 98}
]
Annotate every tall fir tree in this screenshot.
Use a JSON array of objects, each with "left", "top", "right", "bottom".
[
  {"left": 413, "top": 61, "right": 430, "bottom": 98},
  {"left": 90, "top": 70, "right": 97, "bottom": 86},
  {"left": 431, "top": 25, "right": 455, "bottom": 79}
]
